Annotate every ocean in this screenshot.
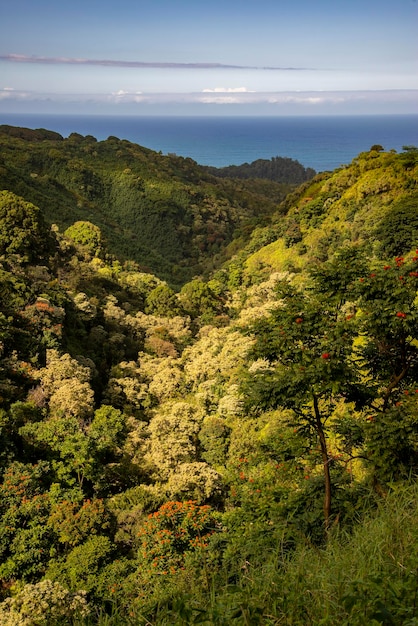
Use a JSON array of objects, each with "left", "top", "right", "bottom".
[{"left": 0, "top": 113, "right": 417, "bottom": 173}]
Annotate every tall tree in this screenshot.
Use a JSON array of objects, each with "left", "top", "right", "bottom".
[{"left": 245, "top": 280, "right": 360, "bottom": 533}]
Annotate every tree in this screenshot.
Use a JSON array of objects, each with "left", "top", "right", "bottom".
[
  {"left": 245, "top": 280, "right": 360, "bottom": 533},
  {"left": 135, "top": 500, "right": 217, "bottom": 577},
  {"left": 0, "top": 191, "right": 52, "bottom": 264},
  {"left": 145, "top": 283, "right": 183, "bottom": 317},
  {"left": 248, "top": 250, "right": 418, "bottom": 505},
  {"left": 0, "top": 579, "right": 90, "bottom": 625},
  {"left": 353, "top": 254, "right": 418, "bottom": 483},
  {"left": 38, "top": 350, "right": 94, "bottom": 422},
  {"left": 48, "top": 498, "right": 111, "bottom": 548},
  {"left": 355, "top": 254, "right": 418, "bottom": 411},
  {"left": 0, "top": 461, "right": 52, "bottom": 582},
  {"left": 147, "top": 401, "right": 203, "bottom": 480},
  {"left": 46, "top": 535, "right": 114, "bottom": 595},
  {"left": 166, "top": 462, "right": 222, "bottom": 503},
  {"left": 19, "top": 416, "right": 93, "bottom": 490},
  {"left": 179, "top": 278, "right": 224, "bottom": 322},
  {"left": 88, "top": 405, "right": 127, "bottom": 455},
  {"left": 375, "top": 195, "right": 418, "bottom": 258},
  {"left": 64, "top": 221, "right": 104, "bottom": 259}
]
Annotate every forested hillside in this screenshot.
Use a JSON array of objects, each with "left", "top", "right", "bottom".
[
  {"left": 0, "top": 125, "right": 296, "bottom": 287},
  {"left": 204, "top": 155, "right": 316, "bottom": 184},
  {"left": 0, "top": 132, "right": 417, "bottom": 625}
]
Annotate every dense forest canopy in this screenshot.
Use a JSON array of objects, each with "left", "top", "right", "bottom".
[
  {"left": 0, "top": 125, "right": 299, "bottom": 287},
  {"left": 0, "top": 128, "right": 417, "bottom": 625},
  {"left": 204, "top": 155, "right": 316, "bottom": 184}
]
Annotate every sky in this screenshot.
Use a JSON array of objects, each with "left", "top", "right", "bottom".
[{"left": 0, "top": 0, "right": 417, "bottom": 116}]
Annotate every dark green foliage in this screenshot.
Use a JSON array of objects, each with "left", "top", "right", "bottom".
[
  {"left": 375, "top": 193, "right": 418, "bottom": 257},
  {"left": 199, "top": 416, "right": 231, "bottom": 466},
  {"left": 399, "top": 144, "right": 418, "bottom": 169},
  {"left": 145, "top": 283, "right": 183, "bottom": 317},
  {"left": 0, "top": 268, "right": 32, "bottom": 313},
  {"left": 179, "top": 278, "right": 225, "bottom": 321},
  {"left": 206, "top": 155, "right": 316, "bottom": 184},
  {"left": 0, "top": 461, "right": 52, "bottom": 582},
  {"left": 46, "top": 535, "right": 115, "bottom": 596},
  {"left": 0, "top": 190, "right": 53, "bottom": 264},
  {"left": 365, "top": 403, "right": 418, "bottom": 484},
  {"left": 0, "top": 126, "right": 287, "bottom": 286},
  {"left": 297, "top": 195, "right": 328, "bottom": 227},
  {"left": 0, "top": 125, "right": 63, "bottom": 142},
  {"left": 354, "top": 255, "right": 418, "bottom": 410},
  {"left": 308, "top": 244, "right": 368, "bottom": 302}
]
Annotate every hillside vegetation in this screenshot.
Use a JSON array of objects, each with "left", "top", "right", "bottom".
[
  {"left": 0, "top": 125, "right": 298, "bottom": 287},
  {"left": 0, "top": 130, "right": 417, "bottom": 625},
  {"left": 204, "top": 155, "right": 316, "bottom": 184}
]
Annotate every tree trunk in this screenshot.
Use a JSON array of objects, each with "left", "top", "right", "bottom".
[{"left": 313, "top": 394, "right": 332, "bottom": 534}]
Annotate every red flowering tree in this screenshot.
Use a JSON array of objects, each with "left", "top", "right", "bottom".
[
  {"left": 245, "top": 280, "right": 360, "bottom": 533},
  {"left": 353, "top": 253, "right": 418, "bottom": 483},
  {"left": 354, "top": 253, "right": 418, "bottom": 410},
  {"left": 245, "top": 249, "right": 418, "bottom": 528},
  {"left": 136, "top": 500, "right": 218, "bottom": 578}
]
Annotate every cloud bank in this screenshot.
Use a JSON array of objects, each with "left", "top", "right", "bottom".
[
  {"left": 1, "top": 86, "right": 416, "bottom": 116},
  {"left": 0, "top": 53, "right": 312, "bottom": 71},
  {"left": 1, "top": 87, "right": 416, "bottom": 106},
  {"left": 202, "top": 87, "right": 256, "bottom": 93}
]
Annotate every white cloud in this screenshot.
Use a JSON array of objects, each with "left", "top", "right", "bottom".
[
  {"left": 109, "top": 90, "right": 144, "bottom": 103},
  {"left": 199, "top": 96, "right": 242, "bottom": 104},
  {"left": 265, "top": 94, "right": 346, "bottom": 105},
  {"left": 202, "top": 87, "right": 255, "bottom": 93},
  {"left": 0, "top": 88, "right": 416, "bottom": 114},
  {"left": 0, "top": 88, "right": 30, "bottom": 100},
  {"left": 198, "top": 92, "right": 349, "bottom": 105}
]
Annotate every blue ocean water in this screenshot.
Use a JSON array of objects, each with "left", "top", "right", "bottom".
[{"left": 0, "top": 113, "right": 417, "bottom": 173}]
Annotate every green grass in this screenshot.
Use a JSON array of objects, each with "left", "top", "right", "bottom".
[{"left": 75, "top": 483, "right": 418, "bottom": 625}]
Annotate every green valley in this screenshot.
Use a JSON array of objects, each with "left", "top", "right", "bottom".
[
  {"left": 0, "top": 128, "right": 417, "bottom": 625},
  {"left": 0, "top": 125, "right": 299, "bottom": 287}
]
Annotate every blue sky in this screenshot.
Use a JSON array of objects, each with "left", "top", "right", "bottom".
[{"left": 0, "top": 0, "right": 417, "bottom": 115}]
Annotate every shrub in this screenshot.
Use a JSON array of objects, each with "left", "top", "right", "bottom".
[{"left": 0, "top": 579, "right": 90, "bottom": 625}]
